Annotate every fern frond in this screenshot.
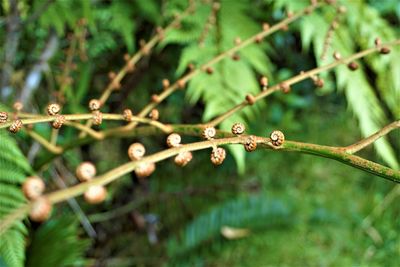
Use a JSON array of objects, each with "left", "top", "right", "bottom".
[
  {"left": 26, "top": 216, "right": 91, "bottom": 267},
  {"left": 167, "top": 195, "right": 293, "bottom": 257},
  {"left": 0, "top": 131, "right": 31, "bottom": 267}
]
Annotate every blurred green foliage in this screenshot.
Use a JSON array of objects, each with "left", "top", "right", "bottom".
[{"left": 0, "top": 0, "right": 399, "bottom": 266}]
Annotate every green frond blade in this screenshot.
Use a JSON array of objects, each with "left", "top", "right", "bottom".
[
  {"left": 26, "top": 217, "right": 91, "bottom": 267},
  {"left": 168, "top": 195, "right": 293, "bottom": 257},
  {"left": 0, "top": 132, "right": 31, "bottom": 267}
]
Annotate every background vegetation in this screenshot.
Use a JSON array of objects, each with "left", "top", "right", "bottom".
[{"left": 0, "top": 0, "right": 399, "bottom": 266}]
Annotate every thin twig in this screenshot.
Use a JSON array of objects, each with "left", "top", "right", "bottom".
[
  {"left": 64, "top": 121, "right": 105, "bottom": 140},
  {"left": 25, "top": 129, "right": 63, "bottom": 154},
  {"left": 342, "top": 120, "right": 400, "bottom": 154},
  {"left": 0, "top": 113, "right": 172, "bottom": 133}
]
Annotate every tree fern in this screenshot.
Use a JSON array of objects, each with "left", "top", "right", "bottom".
[
  {"left": 167, "top": 195, "right": 293, "bottom": 257},
  {"left": 0, "top": 127, "right": 32, "bottom": 267},
  {"left": 25, "top": 216, "right": 91, "bottom": 267}
]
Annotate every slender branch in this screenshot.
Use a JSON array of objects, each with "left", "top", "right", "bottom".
[
  {"left": 0, "top": 113, "right": 172, "bottom": 133},
  {"left": 26, "top": 129, "right": 63, "bottom": 154},
  {"left": 2, "top": 130, "right": 399, "bottom": 236},
  {"left": 209, "top": 40, "right": 400, "bottom": 126},
  {"left": 342, "top": 120, "right": 400, "bottom": 154},
  {"left": 64, "top": 121, "right": 105, "bottom": 140},
  {"left": 50, "top": 128, "right": 59, "bottom": 144}
]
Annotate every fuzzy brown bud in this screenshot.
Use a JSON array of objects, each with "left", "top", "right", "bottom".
[
  {"left": 135, "top": 162, "right": 156, "bottom": 178},
  {"left": 149, "top": 109, "right": 159, "bottom": 121},
  {"left": 151, "top": 94, "right": 161, "bottom": 103},
  {"left": 92, "top": 110, "right": 103, "bottom": 126},
  {"left": 374, "top": 37, "right": 381, "bottom": 47},
  {"left": 22, "top": 176, "right": 45, "bottom": 200},
  {"left": 166, "top": 133, "right": 181, "bottom": 147},
  {"left": 123, "top": 109, "right": 133, "bottom": 122},
  {"left": 0, "top": 112, "right": 8, "bottom": 123},
  {"left": 162, "top": 79, "right": 170, "bottom": 89},
  {"left": 202, "top": 126, "right": 216, "bottom": 140},
  {"left": 314, "top": 78, "right": 324, "bottom": 88},
  {"left": 84, "top": 185, "right": 107, "bottom": 204},
  {"left": 245, "top": 94, "right": 256, "bottom": 105},
  {"left": 9, "top": 119, "right": 23, "bottom": 133},
  {"left": 333, "top": 51, "right": 341, "bottom": 60},
  {"left": 177, "top": 79, "right": 186, "bottom": 89},
  {"left": 231, "top": 123, "right": 245, "bottom": 135},
  {"left": 270, "top": 130, "right": 285, "bottom": 146},
  {"left": 280, "top": 82, "right": 291, "bottom": 93},
  {"left": 380, "top": 47, "right": 391, "bottom": 54},
  {"left": 232, "top": 54, "right": 240, "bottom": 61},
  {"left": 76, "top": 162, "right": 97, "bottom": 182},
  {"left": 128, "top": 143, "right": 146, "bottom": 160},
  {"left": 47, "top": 103, "right": 61, "bottom": 116},
  {"left": 13, "top": 101, "right": 23, "bottom": 111},
  {"left": 52, "top": 115, "right": 65, "bottom": 129},
  {"left": 347, "top": 62, "right": 359, "bottom": 71},
  {"left": 206, "top": 67, "right": 214, "bottom": 75},
  {"left": 260, "top": 76, "right": 268, "bottom": 88},
  {"left": 210, "top": 147, "right": 226, "bottom": 165},
  {"left": 29, "top": 197, "right": 52, "bottom": 222},
  {"left": 89, "top": 99, "right": 101, "bottom": 111},
  {"left": 244, "top": 135, "right": 257, "bottom": 152},
  {"left": 174, "top": 151, "right": 193, "bottom": 167}
]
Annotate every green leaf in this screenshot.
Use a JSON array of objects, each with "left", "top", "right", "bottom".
[
  {"left": 167, "top": 195, "right": 293, "bottom": 257},
  {"left": 26, "top": 216, "right": 91, "bottom": 267},
  {"left": 0, "top": 131, "right": 31, "bottom": 267}
]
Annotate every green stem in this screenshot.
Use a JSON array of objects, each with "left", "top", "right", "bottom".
[
  {"left": 2, "top": 134, "right": 399, "bottom": 237},
  {"left": 280, "top": 141, "right": 400, "bottom": 183}
]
